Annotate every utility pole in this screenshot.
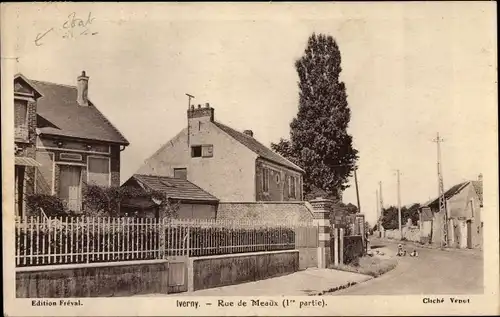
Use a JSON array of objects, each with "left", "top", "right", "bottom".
[
  {"left": 396, "top": 169, "right": 402, "bottom": 236},
  {"left": 433, "top": 132, "right": 448, "bottom": 248},
  {"left": 354, "top": 166, "right": 361, "bottom": 214},
  {"left": 379, "top": 181, "right": 384, "bottom": 236},
  {"left": 186, "top": 93, "right": 195, "bottom": 146},
  {"left": 185, "top": 93, "right": 195, "bottom": 109},
  {"left": 376, "top": 189, "right": 380, "bottom": 234}
]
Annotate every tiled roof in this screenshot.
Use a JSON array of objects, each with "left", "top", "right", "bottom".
[
  {"left": 29, "top": 79, "right": 129, "bottom": 145},
  {"left": 213, "top": 122, "right": 304, "bottom": 173},
  {"left": 131, "top": 174, "right": 219, "bottom": 203},
  {"left": 422, "top": 181, "right": 469, "bottom": 208},
  {"left": 472, "top": 180, "right": 483, "bottom": 207}
]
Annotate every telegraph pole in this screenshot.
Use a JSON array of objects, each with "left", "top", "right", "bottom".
[
  {"left": 379, "top": 181, "right": 384, "bottom": 236},
  {"left": 376, "top": 189, "right": 380, "bottom": 234},
  {"left": 433, "top": 132, "right": 448, "bottom": 248},
  {"left": 396, "top": 169, "right": 402, "bottom": 236},
  {"left": 354, "top": 166, "right": 361, "bottom": 214}
]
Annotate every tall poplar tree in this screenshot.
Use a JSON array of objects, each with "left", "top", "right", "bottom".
[{"left": 272, "top": 33, "right": 358, "bottom": 200}]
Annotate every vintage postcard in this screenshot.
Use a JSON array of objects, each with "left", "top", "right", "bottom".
[{"left": 1, "top": 2, "right": 498, "bottom": 316}]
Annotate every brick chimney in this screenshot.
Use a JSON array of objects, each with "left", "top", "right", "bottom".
[
  {"left": 187, "top": 102, "right": 214, "bottom": 122},
  {"left": 243, "top": 130, "right": 253, "bottom": 137},
  {"left": 77, "top": 71, "right": 89, "bottom": 106}
]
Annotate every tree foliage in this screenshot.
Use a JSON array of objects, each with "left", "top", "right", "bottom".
[
  {"left": 271, "top": 33, "right": 358, "bottom": 200},
  {"left": 380, "top": 203, "right": 421, "bottom": 230},
  {"left": 82, "top": 185, "right": 180, "bottom": 218}
]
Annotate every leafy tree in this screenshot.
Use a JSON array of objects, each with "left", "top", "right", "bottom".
[
  {"left": 380, "top": 204, "right": 421, "bottom": 230},
  {"left": 271, "top": 33, "right": 358, "bottom": 200}
]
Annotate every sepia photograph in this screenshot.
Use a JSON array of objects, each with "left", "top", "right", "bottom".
[{"left": 1, "top": 2, "right": 498, "bottom": 316}]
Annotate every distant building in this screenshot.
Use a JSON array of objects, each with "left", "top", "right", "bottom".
[
  {"left": 121, "top": 174, "right": 219, "bottom": 219},
  {"left": 419, "top": 174, "right": 483, "bottom": 249},
  {"left": 137, "top": 103, "right": 305, "bottom": 202},
  {"left": 14, "top": 72, "right": 129, "bottom": 215}
]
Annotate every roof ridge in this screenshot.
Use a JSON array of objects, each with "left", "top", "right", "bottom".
[
  {"left": 30, "top": 79, "right": 77, "bottom": 89},
  {"left": 213, "top": 121, "right": 304, "bottom": 172}
]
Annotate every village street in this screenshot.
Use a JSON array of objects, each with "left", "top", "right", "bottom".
[{"left": 333, "top": 239, "right": 484, "bottom": 295}]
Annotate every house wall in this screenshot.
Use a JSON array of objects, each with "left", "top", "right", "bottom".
[
  {"left": 35, "top": 136, "right": 121, "bottom": 213},
  {"left": 14, "top": 80, "right": 39, "bottom": 216},
  {"left": 137, "top": 122, "right": 259, "bottom": 201},
  {"left": 255, "top": 158, "right": 303, "bottom": 201}
]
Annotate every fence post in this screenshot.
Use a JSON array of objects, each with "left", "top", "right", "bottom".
[
  {"left": 339, "top": 227, "right": 344, "bottom": 265},
  {"left": 333, "top": 227, "right": 339, "bottom": 266},
  {"left": 309, "top": 198, "right": 333, "bottom": 269},
  {"left": 159, "top": 218, "right": 165, "bottom": 259}
]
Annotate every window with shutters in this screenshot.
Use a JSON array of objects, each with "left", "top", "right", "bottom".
[
  {"left": 288, "top": 175, "right": 297, "bottom": 199},
  {"left": 202, "top": 144, "right": 213, "bottom": 157},
  {"left": 87, "top": 156, "right": 110, "bottom": 187},
  {"left": 191, "top": 146, "right": 202, "bottom": 157},
  {"left": 262, "top": 168, "right": 270, "bottom": 193}
]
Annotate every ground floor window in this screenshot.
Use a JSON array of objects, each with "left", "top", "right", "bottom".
[{"left": 87, "top": 156, "right": 110, "bottom": 187}]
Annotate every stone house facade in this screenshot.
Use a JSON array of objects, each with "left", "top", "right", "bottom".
[
  {"left": 419, "top": 174, "right": 483, "bottom": 249},
  {"left": 14, "top": 72, "right": 129, "bottom": 215},
  {"left": 137, "top": 103, "right": 304, "bottom": 202}
]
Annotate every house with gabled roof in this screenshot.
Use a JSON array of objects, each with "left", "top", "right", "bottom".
[
  {"left": 120, "top": 174, "right": 219, "bottom": 219},
  {"left": 137, "top": 103, "right": 305, "bottom": 202},
  {"left": 419, "top": 174, "right": 483, "bottom": 249},
  {"left": 14, "top": 71, "right": 129, "bottom": 215}
]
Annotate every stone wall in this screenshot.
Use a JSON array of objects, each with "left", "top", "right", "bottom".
[
  {"left": 16, "top": 260, "right": 169, "bottom": 297},
  {"left": 189, "top": 250, "right": 299, "bottom": 291},
  {"left": 217, "top": 201, "right": 314, "bottom": 223}
]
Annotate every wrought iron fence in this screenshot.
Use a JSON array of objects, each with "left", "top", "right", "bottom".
[{"left": 15, "top": 216, "right": 317, "bottom": 267}]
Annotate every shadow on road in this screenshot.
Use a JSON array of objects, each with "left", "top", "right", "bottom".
[{"left": 370, "top": 244, "right": 386, "bottom": 250}]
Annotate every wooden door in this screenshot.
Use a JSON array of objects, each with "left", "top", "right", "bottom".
[{"left": 59, "top": 165, "right": 82, "bottom": 212}]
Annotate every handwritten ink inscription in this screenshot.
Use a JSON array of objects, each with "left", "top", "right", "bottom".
[{"left": 35, "top": 12, "right": 98, "bottom": 46}]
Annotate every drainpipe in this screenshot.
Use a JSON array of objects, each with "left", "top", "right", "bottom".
[{"left": 120, "top": 145, "right": 127, "bottom": 152}]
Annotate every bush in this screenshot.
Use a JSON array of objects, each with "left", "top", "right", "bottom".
[
  {"left": 83, "top": 185, "right": 180, "bottom": 217},
  {"left": 25, "top": 194, "right": 70, "bottom": 217}
]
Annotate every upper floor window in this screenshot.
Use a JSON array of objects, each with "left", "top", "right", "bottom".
[
  {"left": 191, "top": 145, "right": 213, "bottom": 158},
  {"left": 288, "top": 175, "right": 297, "bottom": 199},
  {"left": 262, "top": 168, "right": 270, "bottom": 193},
  {"left": 174, "top": 168, "right": 187, "bottom": 180},
  {"left": 14, "top": 99, "right": 28, "bottom": 128},
  {"left": 87, "top": 156, "right": 110, "bottom": 187}
]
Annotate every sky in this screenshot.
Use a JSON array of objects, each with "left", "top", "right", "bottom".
[{"left": 3, "top": 2, "right": 497, "bottom": 225}]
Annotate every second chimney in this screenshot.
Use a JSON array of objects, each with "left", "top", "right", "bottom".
[
  {"left": 77, "top": 71, "right": 89, "bottom": 106},
  {"left": 243, "top": 130, "right": 254, "bottom": 137}
]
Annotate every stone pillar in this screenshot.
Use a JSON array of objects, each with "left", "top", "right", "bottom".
[{"left": 309, "top": 198, "right": 333, "bottom": 269}]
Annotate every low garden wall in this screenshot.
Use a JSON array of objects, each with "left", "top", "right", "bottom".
[
  {"left": 189, "top": 250, "right": 299, "bottom": 291},
  {"left": 16, "top": 260, "right": 169, "bottom": 297}
]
